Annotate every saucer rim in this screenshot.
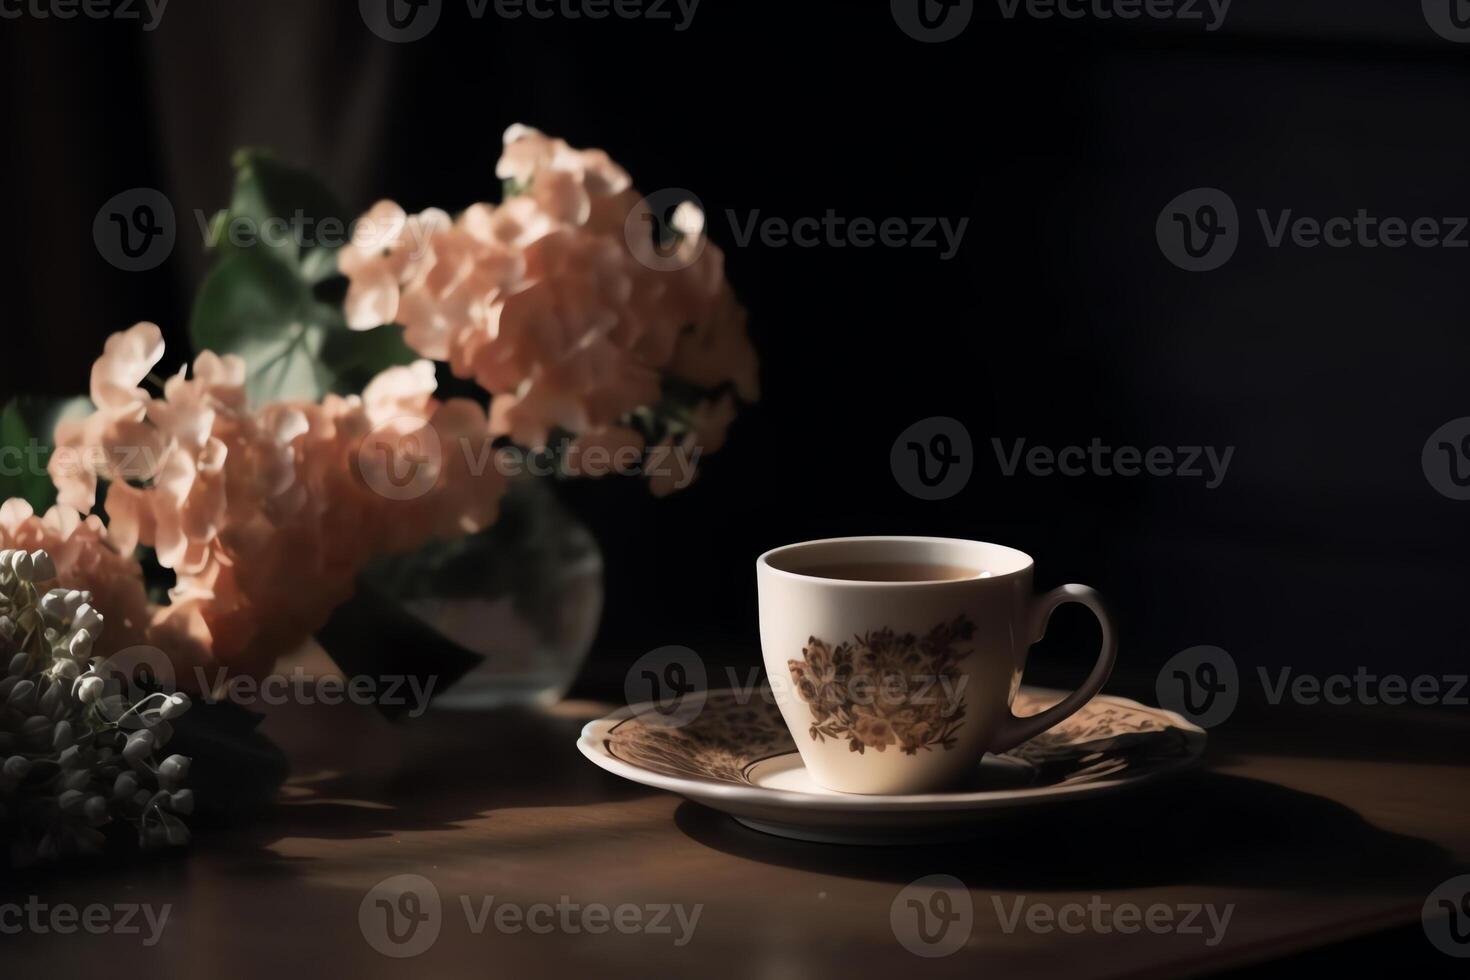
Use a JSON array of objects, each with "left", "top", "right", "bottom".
[{"left": 577, "top": 686, "right": 1206, "bottom": 812}]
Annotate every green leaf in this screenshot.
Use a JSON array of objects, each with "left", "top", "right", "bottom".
[
  {"left": 321, "top": 320, "right": 419, "bottom": 395},
  {"left": 191, "top": 149, "right": 416, "bottom": 405},
  {"left": 191, "top": 249, "right": 334, "bottom": 406},
  {"left": 214, "top": 148, "right": 350, "bottom": 283},
  {"left": 0, "top": 397, "right": 92, "bottom": 512}
]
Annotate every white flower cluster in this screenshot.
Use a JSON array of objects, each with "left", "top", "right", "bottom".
[
  {"left": 0, "top": 548, "right": 57, "bottom": 647},
  {"left": 0, "top": 548, "right": 193, "bottom": 866}
]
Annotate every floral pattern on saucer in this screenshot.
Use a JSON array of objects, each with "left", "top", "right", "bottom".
[
  {"left": 1006, "top": 697, "right": 1196, "bottom": 787},
  {"left": 605, "top": 694, "right": 795, "bottom": 784},
  {"left": 787, "top": 615, "right": 975, "bottom": 755},
  {"left": 605, "top": 689, "right": 1198, "bottom": 790}
]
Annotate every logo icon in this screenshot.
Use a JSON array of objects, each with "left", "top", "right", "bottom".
[
  {"left": 624, "top": 188, "right": 707, "bottom": 273},
  {"left": 891, "top": 875, "right": 972, "bottom": 957},
  {"left": 892, "top": 0, "right": 974, "bottom": 42},
  {"left": 624, "top": 646, "right": 708, "bottom": 729},
  {"left": 358, "top": 417, "right": 443, "bottom": 502},
  {"left": 890, "top": 417, "right": 973, "bottom": 501},
  {"left": 1157, "top": 188, "right": 1239, "bottom": 272},
  {"left": 98, "top": 645, "right": 179, "bottom": 726},
  {"left": 1156, "top": 646, "right": 1238, "bottom": 728},
  {"left": 1424, "top": 0, "right": 1470, "bottom": 42},
  {"left": 1422, "top": 418, "right": 1470, "bottom": 500},
  {"left": 1423, "top": 875, "right": 1470, "bottom": 957},
  {"left": 93, "top": 188, "right": 176, "bottom": 272},
  {"left": 360, "top": 0, "right": 442, "bottom": 42},
  {"left": 360, "top": 874, "right": 442, "bottom": 958}
]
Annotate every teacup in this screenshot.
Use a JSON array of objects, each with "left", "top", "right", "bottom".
[{"left": 757, "top": 536, "right": 1117, "bottom": 795}]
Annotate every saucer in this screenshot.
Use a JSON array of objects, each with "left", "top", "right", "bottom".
[{"left": 578, "top": 687, "right": 1205, "bottom": 844}]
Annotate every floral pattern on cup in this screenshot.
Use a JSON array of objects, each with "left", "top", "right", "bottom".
[{"left": 787, "top": 615, "right": 976, "bottom": 755}]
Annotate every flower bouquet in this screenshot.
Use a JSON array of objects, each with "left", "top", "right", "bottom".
[{"left": 0, "top": 126, "right": 757, "bottom": 863}]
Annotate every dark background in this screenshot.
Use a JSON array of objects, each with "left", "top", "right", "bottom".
[{"left": 2, "top": 0, "right": 1467, "bottom": 705}]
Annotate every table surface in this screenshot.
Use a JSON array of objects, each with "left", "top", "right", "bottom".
[{"left": 4, "top": 648, "right": 1468, "bottom": 979}]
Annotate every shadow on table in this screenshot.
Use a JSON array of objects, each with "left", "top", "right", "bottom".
[
  {"left": 0, "top": 702, "right": 663, "bottom": 898},
  {"left": 672, "top": 770, "right": 1455, "bottom": 892},
  {"left": 228, "top": 703, "right": 655, "bottom": 843}
]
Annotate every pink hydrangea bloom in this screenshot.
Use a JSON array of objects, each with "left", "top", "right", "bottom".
[
  {"left": 45, "top": 324, "right": 507, "bottom": 681},
  {"left": 341, "top": 124, "right": 759, "bottom": 467}
]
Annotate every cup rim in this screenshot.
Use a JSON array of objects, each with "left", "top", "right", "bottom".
[{"left": 756, "top": 536, "right": 1035, "bottom": 587}]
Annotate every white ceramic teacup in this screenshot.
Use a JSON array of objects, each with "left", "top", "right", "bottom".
[{"left": 757, "top": 536, "right": 1117, "bottom": 795}]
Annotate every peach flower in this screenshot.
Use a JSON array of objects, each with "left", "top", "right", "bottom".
[
  {"left": 47, "top": 327, "right": 508, "bottom": 681},
  {"left": 51, "top": 322, "right": 169, "bottom": 513},
  {"left": 496, "top": 123, "right": 632, "bottom": 223},
  {"left": 339, "top": 124, "right": 759, "bottom": 488},
  {"left": 339, "top": 203, "right": 452, "bottom": 331}
]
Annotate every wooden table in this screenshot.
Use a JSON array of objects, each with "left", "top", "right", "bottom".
[{"left": 4, "top": 651, "right": 1468, "bottom": 978}]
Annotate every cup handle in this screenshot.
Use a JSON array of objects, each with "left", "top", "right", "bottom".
[{"left": 990, "top": 584, "right": 1118, "bottom": 753}]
